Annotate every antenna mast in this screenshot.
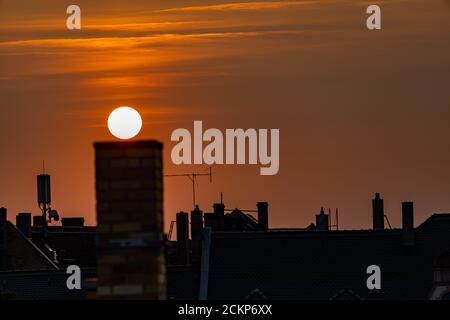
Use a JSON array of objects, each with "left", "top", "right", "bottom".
[
  {"left": 329, "top": 208, "right": 339, "bottom": 231},
  {"left": 165, "top": 167, "right": 214, "bottom": 208}
]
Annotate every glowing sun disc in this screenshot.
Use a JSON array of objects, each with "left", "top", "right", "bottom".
[{"left": 107, "top": 106, "right": 142, "bottom": 139}]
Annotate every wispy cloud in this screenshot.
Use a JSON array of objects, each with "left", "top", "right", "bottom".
[
  {"left": 84, "top": 21, "right": 214, "bottom": 32},
  {"left": 0, "top": 30, "right": 305, "bottom": 50},
  {"left": 157, "top": 1, "right": 318, "bottom": 12}
]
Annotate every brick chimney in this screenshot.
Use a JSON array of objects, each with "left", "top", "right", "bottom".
[
  {"left": 16, "top": 213, "right": 32, "bottom": 237},
  {"left": 372, "top": 193, "right": 385, "bottom": 230},
  {"left": 257, "top": 202, "right": 269, "bottom": 231},
  {"left": 94, "top": 140, "right": 165, "bottom": 299},
  {"left": 402, "top": 201, "right": 414, "bottom": 246}
]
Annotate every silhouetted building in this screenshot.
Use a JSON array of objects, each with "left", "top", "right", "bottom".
[
  {"left": 0, "top": 207, "right": 95, "bottom": 299},
  {"left": 3, "top": 163, "right": 450, "bottom": 301},
  {"left": 200, "top": 213, "right": 450, "bottom": 299},
  {"left": 165, "top": 195, "right": 450, "bottom": 300}
]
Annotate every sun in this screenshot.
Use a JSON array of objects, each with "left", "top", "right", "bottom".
[{"left": 107, "top": 106, "right": 142, "bottom": 139}]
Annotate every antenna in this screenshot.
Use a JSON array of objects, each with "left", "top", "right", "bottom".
[
  {"left": 165, "top": 167, "right": 215, "bottom": 208},
  {"left": 336, "top": 208, "right": 339, "bottom": 231},
  {"left": 329, "top": 208, "right": 339, "bottom": 231},
  {"left": 384, "top": 214, "right": 392, "bottom": 229},
  {"left": 168, "top": 220, "right": 176, "bottom": 241},
  {"left": 37, "top": 166, "right": 59, "bottom": 233},
  {"left": 328, "top": 208, "right": 331, "bottom": 231}
]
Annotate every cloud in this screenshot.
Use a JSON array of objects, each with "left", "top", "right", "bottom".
[
  {"left": 84, "top": 21, "right": 214, "bottom": 32},
  {"left": 0, "top": 30, "right": 306, "bottom": 50},
  {"left": 157, "top": 1, "right": 318, "bottom": 12}
]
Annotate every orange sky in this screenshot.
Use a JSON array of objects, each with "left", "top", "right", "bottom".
[{"left": 1, "top": 0, "right": 450, "bottom": 230}]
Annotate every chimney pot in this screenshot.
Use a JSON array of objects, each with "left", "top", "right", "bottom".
[
  {"left": 213, "top": 203, "right": 225, "bottom": 231},
  {"left": 0, "top": 207, "right": 6, "bottom": 225},
  {"left": 190, "top": 206, "right": 203, "bottom": 265},
  {"left": 176, "top": 211, "right": 189, "bottom": 265},
  {"left": 315, "top": 208, "right": 329, "bottom": 231},
  {"left": 16, "top": 213, "right": 32, "bottom": 237},
  {"left": 372, "top": 193, "right": 385, "bottom": 230},
  {"left": 402, "top": 201, "right": 415, "bottom": 246},
  {"left": 33, "top": 215, "right": 45, "bottom": 227},
  {"left": 204, "top": 212, "right": 217, "bottom": 230},
  {"left": 257, "top": 202, "right": 269, "bottom": 231}
]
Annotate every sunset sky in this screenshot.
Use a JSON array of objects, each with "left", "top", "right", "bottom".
[{"left": 1, "top": 0, "right": 449, "bottom": 230}]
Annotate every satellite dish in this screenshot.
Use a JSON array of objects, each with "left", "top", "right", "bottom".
[{"left": 49, "top": 210, "right": 59, "bottom": 222}]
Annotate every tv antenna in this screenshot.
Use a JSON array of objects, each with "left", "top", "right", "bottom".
[
  {"left": 329, "top": 208, "right": 339, "bottom": 231},
  {"left": 165, "top": 167, "right": 214, "bottom": 208}
]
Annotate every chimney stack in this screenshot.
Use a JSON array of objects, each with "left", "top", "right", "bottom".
[
  {"left": 372, "top": 193, "right": 385, "bottom": 230},
  {"left": 190, "top": 205, "right": 203, "bottom": 265},
  {"left": 0, "top": 207, "right": 6, "bottom": 225},
  {"left": 315, "top": 207, "right": 329, "bottom": 231},
  {"left": 402, "top": 201, "right": 415, "bottom": 246},
  {"left": 33, "top": 215, "right": 45, "bottom": 227},
  {"left": 257, "top": 202, "right": 269, "bottom": 231},
  {"left": 94, "top": 140, "right": 165, "bottom": 299},
  {"left": 0, "top": 208, "right": 7, "bottom": 271},
  {"left": 204, "top": 212, "right": 217, "bottom": 230},
  {"left": 213, "top": 203, "right": 225, "bottom": 231},
  {"left": 176, "top": 211, "right": 189, "bottom": 265},
  {"left": 16, "top": 213, "right": 32, "bottom": 237}
]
